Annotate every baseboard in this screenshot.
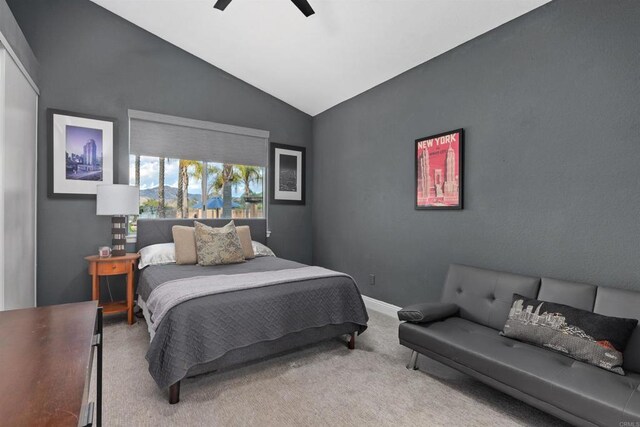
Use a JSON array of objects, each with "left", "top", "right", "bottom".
[{"left": 361, "top": 295, "right": 401, "bottom": 318}]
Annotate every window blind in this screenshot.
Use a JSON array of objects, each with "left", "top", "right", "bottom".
[{"left": 128, "top": 110, "right": 269, "bottom": 166}]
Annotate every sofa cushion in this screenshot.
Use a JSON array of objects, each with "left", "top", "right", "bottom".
[
  {"left": 440, "top": 264, "right": 540, "bottom": 330},
  {"left": 399, "top": 317, "right": 640, "bottom": 426},
  {"left": 626, "top": 386, "right": 640, "bottom": 422},
  {"left": 538, "top": 278, "right": 597, "bottom": 311},
  {"left": 397, "top": 302, "right": 458, "bottom": 323},
  {"left": 594, "top": 287, "right": 640, "bottom": 374},
  {"left": 502, "top": 294, "right": 637, "bottom": 375}
]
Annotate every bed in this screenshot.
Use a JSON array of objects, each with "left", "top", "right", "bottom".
[{"left": 135, "top": 218, "right": 369, "bottom": 404}]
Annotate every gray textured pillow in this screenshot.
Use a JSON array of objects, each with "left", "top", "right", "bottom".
[{"left": 194, "top": 221, "right": 245, "bottom": 266}]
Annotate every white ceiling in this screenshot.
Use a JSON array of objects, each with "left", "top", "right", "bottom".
[{"left": 91, "top": 0, "right": 548, "bottom": 116}]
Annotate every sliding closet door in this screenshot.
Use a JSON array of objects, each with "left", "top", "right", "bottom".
[{"left": 1, "top": 46, "right": 37, "bottom": 309}]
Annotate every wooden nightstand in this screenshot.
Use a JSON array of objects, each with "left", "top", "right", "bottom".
[{"left": 85, "top": 253, "right": 140, "bottom": 325}]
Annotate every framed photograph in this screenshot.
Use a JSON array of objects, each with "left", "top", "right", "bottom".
[
  {"left": 48, "top": 109, "right": 116, "bottom": 198},
  {"left": 415, "top": 128, "right": 463, "bottom": 210},
  {"left": 270, "top": 142, "right": 305, "bottom": 205}
]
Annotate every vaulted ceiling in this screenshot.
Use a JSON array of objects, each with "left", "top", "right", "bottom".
[{"left": 91, "top": 0, "right": 548, "bottom": 116}]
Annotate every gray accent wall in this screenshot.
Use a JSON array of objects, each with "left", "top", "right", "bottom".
[
  {"left": 312, "top": 0, "right": 640, "bottom": 306},
  {"left": 0, "top": 0, "right": 38, "bottom": 85},
  {"left": 8, "top": 0, "right": 312, "bottom": 306}
]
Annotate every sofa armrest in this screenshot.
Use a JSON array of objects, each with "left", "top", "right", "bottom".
[{"left": 397, "top": 302, "right": 458, "bottom": 323}]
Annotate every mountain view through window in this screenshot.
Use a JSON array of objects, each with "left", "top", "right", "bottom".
[{"left": 128, "top": 155, "right": 264, "bottom": 234}]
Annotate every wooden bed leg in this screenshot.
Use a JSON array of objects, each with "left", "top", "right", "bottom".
[
  {"left": 348, "top": 332, "right": 355, "bottom": 350},
  {"left": 169, "top": 381, "right": 180, "bottom": 404}
]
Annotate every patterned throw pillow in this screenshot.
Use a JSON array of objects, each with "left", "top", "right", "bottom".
[
  {"left": 194, "top": 221, "right": 245, "bottom": 266},
  {"left": 502, "top": 294, "right": 638, "bottom": 375}
]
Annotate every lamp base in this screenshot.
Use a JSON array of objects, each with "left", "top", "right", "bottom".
[{"left": 111, "top": 216, "right": 127, "bottom": 257}]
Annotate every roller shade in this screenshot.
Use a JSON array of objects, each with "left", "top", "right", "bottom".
[{"left": 129, "top": 110, "right": 269, "bottom": 166}]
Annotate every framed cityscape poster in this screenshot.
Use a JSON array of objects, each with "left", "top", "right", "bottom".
[
  {"left": 270, "top": 142, "right": 305, "bottom": 205},
  {"left": 415, "top": 128, "right": 463, "bottom": 210},
  {"left": 48, "top": 109, "right": 116, "bottom": 198}
]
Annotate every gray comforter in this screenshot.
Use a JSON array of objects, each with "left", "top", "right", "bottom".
[{"left": 139, "top": 257, "right": 369, "bottom": 388}]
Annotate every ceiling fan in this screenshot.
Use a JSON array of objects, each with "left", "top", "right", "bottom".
[{"left": 213, "top": 0, "right": 315, "bottom": 17}]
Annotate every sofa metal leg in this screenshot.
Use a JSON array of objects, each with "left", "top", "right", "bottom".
[
  {"left": 169, "top": 381, "right": 180, "bottom": 404},
  {"left": 406, "top": 350, "right": 419, "bottom": 370}
]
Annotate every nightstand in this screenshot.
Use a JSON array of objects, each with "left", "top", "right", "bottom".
[{"left": 85, "top": 253, "right": 140, "bottom": 325}]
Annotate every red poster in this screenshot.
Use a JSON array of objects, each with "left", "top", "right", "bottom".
[{"left": 415, "top": 129, "right": 463, "bottom": 209}]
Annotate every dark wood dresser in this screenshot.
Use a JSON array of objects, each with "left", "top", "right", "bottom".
[{"left": 0, "top": 301, "right": 103, "bottom": 426}]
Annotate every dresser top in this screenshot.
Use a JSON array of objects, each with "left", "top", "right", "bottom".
[{"left": 0, "top": 301, "right": 98, "bottom": 426}]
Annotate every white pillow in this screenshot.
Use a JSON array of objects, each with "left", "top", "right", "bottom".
[
  {"left": 251, "top": 241, "right": 276, "bottom": 257},
  {"left": 138, "top": 243, "right": 176, "bottom": 269}
]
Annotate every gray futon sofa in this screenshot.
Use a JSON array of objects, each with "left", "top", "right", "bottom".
[{"left": 398, "top": 264, "right": 640, "bottom": 426}]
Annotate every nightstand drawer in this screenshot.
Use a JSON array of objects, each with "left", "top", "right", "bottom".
[{"left": 97, "top": 261, "right": 128, "bottom": 275}]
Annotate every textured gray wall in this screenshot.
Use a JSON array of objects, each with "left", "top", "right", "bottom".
[
  {"left": 8, "top": 0, "right": 313, "bottom": 306},
  {"left": 312, "top": 0, "right": 640, "bottom": 307},
  {"left": 0, "top": 0, "right": 38, "bottom": 85}
]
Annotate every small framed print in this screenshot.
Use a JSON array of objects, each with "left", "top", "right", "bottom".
[
  {"left": 415, "top": 128, "right": 463, "bottom": 210},
  {"left": 270, "top": 142, "right": 305, "bottom": 205},
  {"left": 48, "top": 109, "right": 116, "bottom": 198}
]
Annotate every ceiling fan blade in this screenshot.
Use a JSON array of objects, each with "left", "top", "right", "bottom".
[
  {"left": 290, "top": 0, "right": 315, "bottom": 17},
  {"left": 213, "top": 0, "right": 233, "bottom": 11}
]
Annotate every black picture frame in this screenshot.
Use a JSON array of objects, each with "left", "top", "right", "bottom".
[
  {"left": 415, "top": 128, "right": 464, "bottom": 210},
  {"left": 270, "top": 142, "right": 306, "bottom": 205},
  {"left": 47, "top": 108, "right": 118, "bottom": 199}
]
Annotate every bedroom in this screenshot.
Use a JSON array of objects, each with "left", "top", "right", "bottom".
[{"left": 0, "top": 0, "right": 639, "bottom": 426}]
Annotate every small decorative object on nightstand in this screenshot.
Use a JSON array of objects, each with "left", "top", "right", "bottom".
[
  {"left": 96, "top": 184, "right": 139, "bottom": 256},
  {"left": 85, "top": 253, "right": 140, "bottom": 325}
]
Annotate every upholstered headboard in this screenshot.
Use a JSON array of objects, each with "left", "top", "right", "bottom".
[{"left": 135, "top": 218, "right": 267, "bottom": 251}]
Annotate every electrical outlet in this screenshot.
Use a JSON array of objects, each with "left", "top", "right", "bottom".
[{"left": 369, "top": 274, "right": 375, "bottom": 286}]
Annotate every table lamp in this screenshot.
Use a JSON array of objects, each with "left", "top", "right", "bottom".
[{"left": 96, "top": 184, "right": 139, "bottom": 257}]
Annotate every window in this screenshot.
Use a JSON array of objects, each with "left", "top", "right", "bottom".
[
  {"left": 127, "top": 110, "right": 269, "bottom": 235},
  {"left": 128, "top": 156, "right": 265, "bottom": 232}
]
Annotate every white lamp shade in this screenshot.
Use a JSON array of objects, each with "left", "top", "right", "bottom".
[{"left": 96, "top": 184, "right": 139, "bottom": 216}]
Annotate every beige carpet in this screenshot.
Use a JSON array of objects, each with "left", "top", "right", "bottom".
[{"left": 97, "top": 310, "right": 569, "bottom": 426}]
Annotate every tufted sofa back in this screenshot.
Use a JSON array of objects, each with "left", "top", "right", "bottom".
[
  {"left": 537, "top": 278, "right": 597, "bottom": 311},
  {"left": 441, "top": 264, "right": 540, "bottom": 331},
  {"left": 441, "top": 264, "right": 640, "bottom": 374}
]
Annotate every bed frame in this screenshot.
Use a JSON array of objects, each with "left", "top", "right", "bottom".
[
  {"left": 135, "top": 218, "right": 269, "bottom": 249},
  {"left": 135, "top": 218, "right": 357, "bottom": 404}
]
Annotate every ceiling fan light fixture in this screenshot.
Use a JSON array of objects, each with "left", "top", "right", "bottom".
[
  {"left": 214, "top": 0, "right": 315, "bottom": 17},
  {"left": 291, "top": 0, "right": 315, "bottom": 17},
  {"left": 213, "top": 0, "right": 232, "bottom": 11}
]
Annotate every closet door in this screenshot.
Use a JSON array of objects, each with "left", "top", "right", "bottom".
[{"left": 1, "top": 46, "right": 37, "bottom": 309}]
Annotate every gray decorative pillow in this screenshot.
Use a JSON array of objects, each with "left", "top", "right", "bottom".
[
  {"left": 252, "top": 241, "right": 276, "bottom": 257},
  {"left": 502, "top": 294, "right": 638, "bottom": 375},
  {"left": 194, "top": 221, "right": 245, "bottom": 266}
]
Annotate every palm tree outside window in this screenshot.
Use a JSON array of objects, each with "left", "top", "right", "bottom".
[{"left": 128, "top": 155, "right": 265, "bottom": 230}]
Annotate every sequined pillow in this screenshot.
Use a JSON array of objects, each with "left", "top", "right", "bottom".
[
  {"left": 194, "top": 221, "right": 245, "bottom": 266},
  {"left": 252, "top": 241, "right": 276, "bottom": 257}
]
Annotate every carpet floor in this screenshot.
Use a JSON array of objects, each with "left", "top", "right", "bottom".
[{"left": 98, "top": 310, "right": 569, "bottom": 426}]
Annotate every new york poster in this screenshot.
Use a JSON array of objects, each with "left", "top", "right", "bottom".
[{"left": 415, "top": 129, "right": 463, "bottom": 209}]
